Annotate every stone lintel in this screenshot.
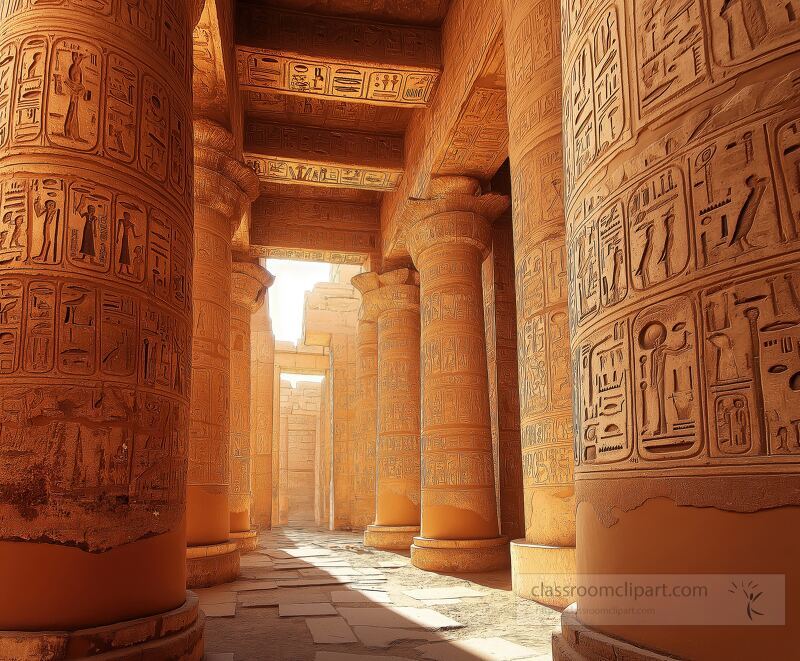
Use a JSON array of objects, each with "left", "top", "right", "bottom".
[
  {"left": 244, "top": 153, "right": 403, "bottom": 192},
  {"left": 249, "top": 195, "right": 380, "bottom": 262},
  {"left": 236, "top": 5, "right": 441, "bottom": 108},
  {"left": 250, "top": 245, "right": 369, "bottom": 266},
  {"left": 245, "top": 121, "right": 404, "bottom": 171},
  {"left": 379, "top": 0, "right": 507, "bottom": 258}
]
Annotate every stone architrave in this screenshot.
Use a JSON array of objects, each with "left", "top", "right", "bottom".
[
  {"left": 186, "top": 120, "right": 259, "bottom": 588},
  {"left": 251, "top": 299, "right": 275, "bottom": 529},
  {"left": 363, "top": 269, "right": 423, "bottom": 550},
  {"left": 350, "top": 273, "right": 379, "bottom": 530},
  {"left": 500, "top": 0, "right": 576, "bottom": 609},
  {"left": 405, "top": 177, "right": 511, "bottom": 572},
  {"left": 0, "top": 0, "right": 204, "bottom": 656},
  {"left": 229, "top": 259, "right": 273, "bottom": 551},
  {"left": 482, "top": 214, "right": 525, "bottom": 542},
  {"left": 552, "top": 2, "right": 800, "bottom": 659}
]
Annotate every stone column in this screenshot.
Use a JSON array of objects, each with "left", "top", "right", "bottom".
[
  {"left": 363, "top": 269, "right": 423, "bottom": 550},
  {"left": 551, "top": 3, "right": 800, "bottom": 660},
  {"left": 406, "top": 177, "right": 510, "bottom": 571},
  {"left": 0, "top": 1, "right": 204, "bottom": 657},
  {"left": 482, "top": 214, "right": 525, "bottom": 541},
  {"left": 251, "top": 297, "right": 275, "bottom": 530},
  {"left": 350, "top": 273, "right": 379, "bottom": 530},
  {"left": 317, "top": 375, "right": 331, "bottom": 527},
  {"left": 229, "top": 259, "right": 272, "bottom": 552},
  {"left": 186, "top": 120, "right": 258, "bottom": 588},
  {"left": 501, "top": 0, "right": 576, "bottom": 608},
  {"left": 271, "top": 364, "right": 282, "bottom": 525}
]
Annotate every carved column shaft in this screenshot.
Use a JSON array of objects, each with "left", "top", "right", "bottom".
[
  {"left": 250, "top": 301, "right": 275, "bottom": 529},
  {"left": 0, "top": 0, "right": 197, "bottom": 643},
  {"left": 363, "top": 269, "right": 422, "bottom": 550},
  {"left": 185, "top": 121, "right": 257, "bottom": 587},
  {"left": 406, "top": 179, "right": 510, "bottom": 571},
  {"left": 553, "top": 1, "right": 800, "bottom": 659},
  {"left": 229, "top": 260, "right": 272, "bottom": 541},
  {"left": 482, "top": 214, "right": 525, "bottom": 541},
  {"left": 501, "top": 0, "right": 576, "bottom": 608},
  {"left": 350, "top": 278, "right": 378, "bottom": 530}
]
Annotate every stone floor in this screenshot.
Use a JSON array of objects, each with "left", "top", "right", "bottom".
[{"left": 201, "top": 526, "right": 560, "bottom": 661}]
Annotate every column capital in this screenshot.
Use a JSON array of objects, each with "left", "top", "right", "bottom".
[
  {"left": 353, "top": 269, "right": 420, "bottom": 320},
  {"left": 231, "top": 260, "right": 275, "bottom": 313},
  {"left": 194, "top": 119, "right": 260, "bottom": 232},
  {"left": 405, "top": 176, "right": 509, "bottom": 264}
]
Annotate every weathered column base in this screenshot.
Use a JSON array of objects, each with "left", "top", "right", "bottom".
[
  {"left": 552, "top": 605, "right": 680, "bottom": 661},
  {"left": 510, "top": 539, "right": 576, "bottom": 609},
  {"left": 186, "top": 543, "right": 240, "bottom": 588},
  {"left": 229, "top": 530, "right": 259, "bottom": 554},
  {"left": 411, "top": 536, "right": 509, "bottom": 572},
  {"left": 0, "top": 593, "right": 204, "bottom": 661},
  {"left": 364, "top": 525, "right": 419, "bottom": 550}
]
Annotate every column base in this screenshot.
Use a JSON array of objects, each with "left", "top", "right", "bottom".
[
  {"left": 552, "top": 604, "right": 680, "bottom": 660},
  {"left": 411, "top": 536, "right": 509, "bottom": 572},
  {"left": 0, "top": 592, "right": 204, "bottom": 660},
  {"left": 186, "top": 542, "right": 240, "bottom": 588},
  {"left": 229, "top": 530, "right": 259, "bottom": 554},
  {"left": 510, "top": 539, "right": 576, "bottom": 609},
  {"left": 364, "top": 525, "right": 419, "bottom": 550}
]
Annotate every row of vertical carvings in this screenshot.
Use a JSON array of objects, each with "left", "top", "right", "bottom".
[
  {"left": 0, "top": 2, "right": 194, "bottom": 548},
  {"left": 562, "top": 0, "right": 800, "bottom": 483}
]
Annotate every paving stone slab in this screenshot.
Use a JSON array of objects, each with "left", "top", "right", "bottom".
[
  {"left": 305, "top": 616, "right": 358, "bottom": 644},
  {"left": 403, "top": 587, "right": 485, "bottom": 600},
  {"left": 330, "top": 590, "right": 392, "bottom": 604},
  {"left": 316, "top": 653, "right": 413, "bottom": 661},
  {"left": 227, "top": 580, "right": 279, "bottom": 592},
  {"left": 352, "top": 626, "right": 441, "bottom": 649},
  {"left": 242, "top": 569, "right": 301, "bottom": 580},
  {"left": 336, "top": 606, "right": 464, "bottom": 630},
  {"left": 281, "top": 547, "right": 333, "bottom": 558},
  {"left": 275, "top": 577, "right": 351, "bottom": 587},
  {"left": 239, "top": 589, "right": 329, "bottom": 607},
  {"left": 195, "top": 588, "right": 237, "bottom": 605},
  {"left": 416, "top": 637, "right": 541, "bottom": 660},
  {"left": 279, "top": 603, "right": 339, "bottom": 617},
  {"left": 299, "top": 568, "right": 362, "bottom": 577},
  {"left": 200, "top": 602, "right": 236, "bottom": 617}
]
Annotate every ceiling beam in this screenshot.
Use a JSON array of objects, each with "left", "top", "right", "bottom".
[
  {"left": 236, "top": 4, "right": 442, "bottom": 108},
  {"left": 244, "top": 121, "right": 404, "bottom": 191},
  {"left": 249, "top": 194, "right": 380, "bottom": 264}
]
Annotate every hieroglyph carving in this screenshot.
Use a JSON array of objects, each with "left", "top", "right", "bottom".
[
  {"left": 0, "top": 0, "right": 192, "bottom": 550},
  {"left": 246, "top": 154, "right": 402, "bottom": 191},
  {"left": 565, "top": 0, "right": 800, "bottom": 487},
  {"left": 236, "top": 48, "right": 438, "bottom": 108}
]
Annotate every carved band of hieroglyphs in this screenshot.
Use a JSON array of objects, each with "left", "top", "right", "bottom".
[
  {"left": 0, "top": 0, "right": 191, "bottom": 87},
  {"left": 236, "top": 49, "right": 438, "bottom": 108},
  {"left": 563, "top": 0, "right": 800, "bottom": 206},
  {"left": 0, "top": 33, "right": 192, "bottom": 211},
  {"left": 245, "top": 155, "right": 403, "bottom": 191},
  {"left": 249, "top": 245, "right": 368, "bottom": 266}
]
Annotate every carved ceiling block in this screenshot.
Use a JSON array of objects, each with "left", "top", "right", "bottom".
[
  {"left": 246, "top": 121, "right": 402, "bottom": 166},
  {"left": 235, "top": 5, "right": 442, "bottom": 107},
  {"left": 249, "top": 194, "right": 380, "bottom": 259}
]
